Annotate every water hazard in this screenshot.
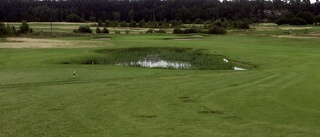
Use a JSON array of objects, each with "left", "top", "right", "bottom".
[
  {"left": 116, "top": 55, "right": 191, "bottom": 69},
  {"left": 81, "top": 47, "right": 252, "bottom": 70}
]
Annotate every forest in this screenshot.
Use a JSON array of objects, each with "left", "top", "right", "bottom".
[{"left": 1, "top": 0, "right": 320, "bottom": 24}]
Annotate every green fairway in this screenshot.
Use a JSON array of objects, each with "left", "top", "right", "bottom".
[{"left": 1, "top": 28, "right": 320, "bottom": 136}]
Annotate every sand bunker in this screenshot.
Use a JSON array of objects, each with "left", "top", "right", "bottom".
[
  {"left": 91, "top": 38, "right": 112, "bottom": 40},
  {"left": 280, "top": 27, "right": 312, "bottom": 30},
  {"left": 0, "top": 37, "right": 71, "bottom": 48},
  {"left": 169, "top": 35, "right": 204, "bottom": 40},
  {"left": 0, "top": 37, "right": 106, "bottom": 48},
  {"left": 274, "top": 35, "right": 319, "bottom": 39}
]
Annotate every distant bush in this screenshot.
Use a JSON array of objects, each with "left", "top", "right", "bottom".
[
  {"left": 25, "top": 31, "right": 94, "bottom": 38},
  {"left": 89, "top": 16, "right": 96, "bottom": 22},
  {"left": 173, "top": 27, "right": 226, "bottom": 35},
  {"left": 235, "top": 21, "right": 250, "bottom": 29},
  {"left": 102, "top": 27, "right": 109, "bottom": 34},
  {"left": 275, "top": 18, "right": 291, "bottom": 25},
  {"left": 291, "top": 18, "right": 308, "bottom": 25},
  {"left": 66, "top": 14, "right": 85, "bottom": 22},
  {"left": 184, "top": 28, "right": 199, "bottom": 34},
  {"left": 173, "top": 28, "right": 184, "bottom": 34},
  {"left": 138, "top": 20, "right": 146, "bottom": 27},
  {"left": 120, "top": 21, "right": 127, "bottom": 27},
  {"left": 275, "top": 17, "right": 307, "bottom": 25},
  {"left": 97, "top": 20, "right": 103, "bottom": 27},
  {"left": 173, "top": 27, "right": 199, "bottom": 34},
  {"left": 146, "top": 29, "right": 166, "bottom": 34},
  {"left": 145, "top": 29, "right": 155, "bottom": 33},
  {"left": 74, "top": 25, "right": 92, "bottom": 33},
  {"left": 194, "top": 18, "right": 203, "bottom": 24},
  {"left": 0, "top": 22, "right": 11, "bottom": 37},
  {"left": 207, "top": 27, "right": 227, "bottom": 35},
  {"left": 297, "top": 12, "right": 314, "bottom": 24},
  {"left": 105, "top": 20, "right": 112, "bottom": 27},
  {"left": 315, "top": 15, "right": 320, "bottom": 25},
  {"left": 129, "top": 20, "right": 137, "bottom": 27},
  {"left": 156, "top": 29, "right": 166, "bottom": 33},
  {"left": 114, "top": 30, "right": 121, "bottom": 34},
  {"left": 170, "top": 20, "right": 183, "bottom": 28},
  {"left": 19, "top": 20, "right": 31, "bottom": 34},
  {"left": 96, "top": 27, "right": 101, "bottom": 33}
]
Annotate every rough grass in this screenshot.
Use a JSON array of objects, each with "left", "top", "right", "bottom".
[{"left": 1, "top": 32, "right": 320, "bottom": 136}]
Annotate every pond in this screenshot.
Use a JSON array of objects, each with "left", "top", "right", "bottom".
[
  {"left": 116, "top": 55, "right": 192, "bottom": 69},
  {"left": 81, "top": 47, "right": 252, "bottom": 70}
]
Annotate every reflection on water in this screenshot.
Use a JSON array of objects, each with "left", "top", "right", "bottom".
[
  {"left": 116, "top": 55, "right": 247, "bottom": 70},
  {"left": 116, "top": 55, "right": 191, "bottom": 69}
]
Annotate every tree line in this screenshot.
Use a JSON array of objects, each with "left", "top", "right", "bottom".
[{"left": 1, "top": 0, "right": 320, "bottom": 25}]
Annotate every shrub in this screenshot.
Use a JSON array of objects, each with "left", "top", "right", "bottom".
[
  {"left": 89, "top": 16, "right": 96, "bottom": 22},
  {"left": 291, "top": 18, "right": 307, "bottom": 25},
  {"left": 297, "top": 12, "right": 314, "bottom": 24},
  {"left": 19, "top": 20, "right": 31, "bottom": 34},
  {"left": 11, "top": 26, "right": 17, "bottom": 35},
  {"left": 315, "top": 15, "right": 320, "bottom": 25},
  {"left": 184, "top": 28, "right": 199, "bottom": 34},
  {"left": 110, "top": 21, "right": 119, "bottom": 27},
  {"left": 0, "top": 22, "right": 10, "bottom": 37},
  {"left": 207, "top": 27, "right": 227, "bottom": 35},
  {"left": 155, "top": 29, "right": 166, "bottom": 33},
  {"left": 138, "top": 20, "right": 146, "bottom": 28},
  {"left": 171, "top": 20, "right": 183, "bottom": 28},
  {"left": 173, "top": 28, "right": 184, "bottom": 34},
  {"left": 97, "top": 20, "right": 103, "bottom": 27},
  {"left": 129, "top": 20, "right": 137, "bottom": 27},
  {"left": 145, "top": 29, "right": 155, "bottom": 33},
  {"left": 194, "top": 18, "right": 203, "bottom": 24},
  {"left": 275, "top": 17, "right": 307, "bottom": 25},
  {"left": 66, "top": 14, "right": 85, "bottom": 22},
  {"left": 235, "top": 21, "right": 250, "bottom": 29},
  {"left": 214, "top": 21, "right": 222, "bottom": 27},
  {"left": 146, "top": 29, "right": 166, "bottom": 34},
  {"left": 275, "top": 18, "right": 291, "bottom": 25},
  {"left": 120, "top": 21, "right": 127, "bottom": 27},
  {"left": 102, "top": 27, "right": 109, "bottom": 34},
  {"left": 105, "top": 20, "right": 112, "bottom": 27},
  {"left": 114, "top": 30, "right": 121, "bottom": 34},
  {"left": 74, "top": 25, "right": 92, "bottom": 33},
  {"left": 96, "top": 27, "right": 101, "bottom": 33}
]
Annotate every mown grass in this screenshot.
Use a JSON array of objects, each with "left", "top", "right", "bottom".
[{"left": 1, "top": 28, "right": 320, "bottom": 136}]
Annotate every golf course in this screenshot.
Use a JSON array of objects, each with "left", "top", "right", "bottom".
[{"left": 1, "top": 23, "right": 320, "bottom": 136}]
